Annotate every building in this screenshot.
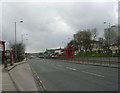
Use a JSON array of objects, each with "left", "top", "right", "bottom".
[
  {"left": 91, "top": 40, "right": 104, "bottom": 53},
  {"left": 0, "top": 41, "right": 3, "bottom": 64},
  {"left": 104, "top": 25, "right": 120, "bottom": 53},
  {"left": 0, "top": 41, "right": 7, "bottom": 67},
  {"left": 104, "top": 25, "right": 118, "bottom": 46},
  {"left": 44, "top": 48, "right": 64, "bottom": 58}
]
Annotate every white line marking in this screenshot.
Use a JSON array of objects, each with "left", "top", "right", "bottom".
[
  {"left": 66, "top": 67, "right": 77, "bottom": 71},
  {"left": 39, "top": 79, "right": 47, "bottom": 90},
  {"left": 81, "top": 71, "right": 104, "bottom": 77},
  {"left": 42, "top": 85, "right": 47, "bottom": 90},
  {"left": 37, "top": 76, "right": 40, "bottom": 79}
]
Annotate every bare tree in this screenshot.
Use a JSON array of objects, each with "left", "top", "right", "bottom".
[
  {"left": 75, "top": 30, "right": 91, "bottom": 52},
  {"left": 91, "top": 28, "right": 97, "bottom": 40},
  {"left": 9, "top": 41, "right": 25, "bottom": 62},
  {"left": 90, "top": 28, "right": 98, "bottom": 51}
]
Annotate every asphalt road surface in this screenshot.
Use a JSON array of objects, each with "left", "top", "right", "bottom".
[{"left": 28, "top": 58, "right": 118, "bottom": 91}]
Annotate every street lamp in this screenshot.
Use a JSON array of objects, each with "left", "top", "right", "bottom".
[
  {"left": 21, "top": 34, "right": 28, "bottom": 44},
  {"left": 20, "top": 20, "right": 23, "bottom": 23},
  {"left": 14, "top": 20, "right": 23, "bottom": 63},
  {"left": 104, "top": 21, "right": 111, "bottom": 51}
]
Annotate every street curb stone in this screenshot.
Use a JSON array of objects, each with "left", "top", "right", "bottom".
[{"left": 7, "top": 61, "right": 27, "bottom": 71}]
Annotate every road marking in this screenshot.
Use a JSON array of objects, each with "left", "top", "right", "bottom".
[
  {"left": 81, "top": 71, "right": 104, "bottom": 77},
  {"left": 66, "top": 67, "right": 77, "bottom": 71},
  {"left": 37, "top": 75, "right": 47, "bottom": 91},
  {"left": 37, "top": 76, "right": 40, "bottom": 79}
]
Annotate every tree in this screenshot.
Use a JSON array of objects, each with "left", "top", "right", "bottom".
[
  {"left": 91, "top": 28, "right": 97, "bottom": 40},
  {"left": 90, "top": 28, "right": 98, "bottom": 51},
  {"left": 9, "top": 42, "right": 25, "bottom": 62},
  {"left": 98, "top": 37, "right": 107, "bottom": 50},
  {"left": 75, "top": 30, "right": 92, "bottom": 52},
  {"left": 117, "top": 31, "right": 120, "bottom": 53},
  {"left": 68, "top": 39, "right": 79, "bottom": 51}
]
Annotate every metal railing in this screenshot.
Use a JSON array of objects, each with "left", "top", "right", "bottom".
[{"left": 47, "top": 57, "right": 119, "bottom": 68}]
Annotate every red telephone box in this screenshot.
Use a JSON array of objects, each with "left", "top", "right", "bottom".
[{"left": 64, "top": 44, "right": 74, "bottom": 58}]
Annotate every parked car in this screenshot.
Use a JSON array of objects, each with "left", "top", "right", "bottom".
[{"left": 30, "top": 56, "right": 35, "bottom": 59}]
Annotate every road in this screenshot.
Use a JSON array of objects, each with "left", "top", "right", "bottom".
[{"left": 28, "top": 58, "right": 118, "bottom": 91}]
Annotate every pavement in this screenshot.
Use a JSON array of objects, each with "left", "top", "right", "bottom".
[
  {"left": 2, "top": 65, "right": 17, "bottom": 91},
  {"left": 2, "top": 61, "right": 39, "bottom": 91},
  {"left": 29, "top": 58, "right": 119, "bottom": 91}
]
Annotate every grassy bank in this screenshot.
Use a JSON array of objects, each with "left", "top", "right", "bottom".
[{"left": 74, "top": 51, "right": 120, "bottom": 58}]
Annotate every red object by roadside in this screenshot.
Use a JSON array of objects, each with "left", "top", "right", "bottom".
[
  {"left": 10, "top": 48, "right": 13, "bottom": 65},
  {"left": 64, "top": 44, "right": 74, "bottom": 58},
  {"left": 5, "top": 49, "right": 13, "bottom": 66}
]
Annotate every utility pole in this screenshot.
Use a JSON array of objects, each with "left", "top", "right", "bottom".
[
  {"left": 21, "top": 34, "right": 23, "bottom": 44},
  {"left": 104, "top": 22, "right": 111, "bottom": 51},
  {"left": 14, "top": 20, "right": 23, "bottom": 63},
  {"left": 108, "top": 23, "right": 111, "bottom": 51},
  {"left": 21, "top": 34, "right": 28, "bottom": 44},
  {"left": 15, "top": 22, "right": 17, "bottom": 63}
]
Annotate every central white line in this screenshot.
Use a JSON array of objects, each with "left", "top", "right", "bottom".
[
  {"left": 66, "top": 67, "right": 77, "bottom": 71},
  {"left": 81, "top": 71, "right": 104, "bottom": 77}
]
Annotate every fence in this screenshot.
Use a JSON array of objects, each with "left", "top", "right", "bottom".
[{"left": 49, "top": 57, "right": 119, "bottom": 68}]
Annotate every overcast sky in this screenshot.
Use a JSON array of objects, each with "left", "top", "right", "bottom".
[{"left": 1, "top": 0, "right": 118, "bottom": 53}]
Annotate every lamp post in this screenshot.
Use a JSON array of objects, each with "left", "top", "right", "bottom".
[
  {"left": 21, "top": 34, "right": 28, "bottom": 61},
  {"left": 104, "top": 22, "right": 111, "bottom": 51},
  {"left": 104, "top": 22, "right": 113, "bottom": 60},
  {"left": 21, "top": 34, "right": 28, "bottom": 44},
  {"left": 14, "top": 20, "right": 23, "bottom": 63}
]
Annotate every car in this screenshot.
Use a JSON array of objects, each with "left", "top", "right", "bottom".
[{"left": 30, "top": 56, "right": 34, "bottom": 59}]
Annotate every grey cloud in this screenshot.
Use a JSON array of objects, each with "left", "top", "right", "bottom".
[{"left": 2, "top": 2, "right": 118, "bottom": 52}]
